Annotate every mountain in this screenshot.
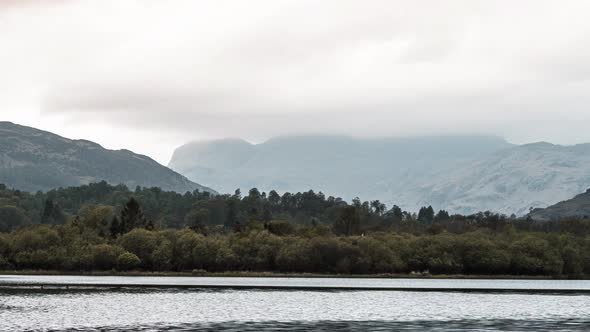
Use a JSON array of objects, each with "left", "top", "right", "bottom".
[
  {"left": 169, "top": 135, "right": 512, "bottom": 212},
  {"left": 171, "top": 136, "right": 590, "bottom": 215},
  {"left": 401, "top": 142, "right": 590, "bottom": 215},
  {"left": 0, "top": 122, "right": 215, "bottom": 194},
  {"left": 528, "top": 189, "right": 590, "bottom": 221}
]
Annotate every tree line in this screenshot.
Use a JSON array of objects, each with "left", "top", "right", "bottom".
[{"left": 0, "top": 181, "right": 589, "bottom": 276}]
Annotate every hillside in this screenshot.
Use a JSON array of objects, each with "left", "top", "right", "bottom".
[
  {"left": 0, "top": 122, "right": 215, "bottom": 193},
  {"left": 400, "top": 142, "right": 590, "bottom": 215},
  {"left": 170, "top": 136, "right": 590, "bottom": 215},
  {"left": 529, "top": 189, "right": 590, "bottom": 221},
  {"left": 169, "top": 135, "right": 512, "bottom": 212}
]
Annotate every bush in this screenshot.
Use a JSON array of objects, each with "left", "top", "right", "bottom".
[
  {"left": 71, "top": 249, "right": 94, "bottom": 271},
  {"left": 510, "top": 237, "right": 563, "bottom": 275},
  {"left": 0, "top": 234, "right": 10, "bottom": 256},
  {"left": 266, "top": 220, "right": 295, "bottom": 236},
  {"left": 192, "top": 237, "right": 224, "bottom": 271},
  {"left": 0, "top": 255, "right": 12, "bottom": 270},
  {"left": 151, "top": 240, "right": 173, "bottom": 271},
  {"left": 91, "top": 244, "right": 124, "bottom": 270},
  {"left": 11, "top": 226, "right": 60, "bottom": 252},
  {"left": 461, "top": 237, "right": 510, "bottom": 274},
  {"left": 175, "top": 230, "right": 205, "bottom": 270},
  {"left": 118, "top": 228, "right": 158, "bottom": 268},
  {"left": 117, "top": 252, "right": 141, "bottom": 271},
  {"left": 356, "top": 237, "right": 405, "bottom": 273},
  {"left": 230, "top": 231, "right": 281, "bottom": 270},
  {"left": 276, "top": 238, "right": 314, "bottom": 272}
]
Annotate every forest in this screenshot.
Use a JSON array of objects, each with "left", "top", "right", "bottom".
[{"left": 0, "top": 181, "right": 589, "bottom": 276}]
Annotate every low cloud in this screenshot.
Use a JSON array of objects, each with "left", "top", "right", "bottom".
[{"left": 2, "top": 0, "right": 590, "bottom": 163}]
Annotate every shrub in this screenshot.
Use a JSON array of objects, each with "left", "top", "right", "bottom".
[
  {"left": 117, "top": 252, "right": 141, "bottom": 271},
  {"left": 151, "top": 240, "right": 173, "bottom": 271},
  {"left": 118, "top": 228, "right": 157, "bottom": 268},
  {"left": 91, "top": 244, "right": 124, "bottom": 270},
  {"left": 0, "top": 255, "right": 11, "bottom": 270},
  {"left": 266, "top": 220, "right": 295, "bottom": 236}
]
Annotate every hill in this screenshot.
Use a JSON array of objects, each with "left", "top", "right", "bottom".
[
  {"left": 529, "top": 189, "right": 590, "bottom": 221},
  {"left": 0, "top": 122, "right": 215, "bottom": 193},
  {"left": 402, "top": 142, "right": 590, "bottom": 215}
]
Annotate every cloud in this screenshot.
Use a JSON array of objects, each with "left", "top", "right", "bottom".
[{"left": 2, "top": 0, "right": 590, "bottom": 163}]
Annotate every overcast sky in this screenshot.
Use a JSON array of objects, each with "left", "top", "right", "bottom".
[{"left": 2, "top": 0, "right": 590, "bottom": 164}]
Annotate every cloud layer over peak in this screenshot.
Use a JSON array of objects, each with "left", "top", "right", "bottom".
[{"left": 2, "top": 0, "right": 590, "bottom": 163}]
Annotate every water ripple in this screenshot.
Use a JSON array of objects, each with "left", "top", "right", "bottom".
[{"left": 44, "top": 319, "right": 590, "bottom": 332}]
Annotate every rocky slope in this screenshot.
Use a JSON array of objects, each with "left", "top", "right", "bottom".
[
  {"left": 528, "top": 189, "right": 590, "bottom": 221},
  {"left": 171, "top": 136, "right": 590, "bottom": 215},
  {"left": 0, "top": 122, "right": 215, "bottom": 193},
  {"left": 399, "top": 142, "right": 590, "bottom": 215},
  {"left": 169, "top": 135, "right": 512, "bottom": 212}
]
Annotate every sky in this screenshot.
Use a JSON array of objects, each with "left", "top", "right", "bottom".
[{"left": 2, "top": 0, "right": 590, "bottom": 165}]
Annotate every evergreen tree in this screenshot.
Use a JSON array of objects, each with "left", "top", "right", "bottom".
[
  {"left": 268, "top": 190, "right": 281, "bottom": 211},
  {"left": 333, "top": 206, "right": 360, "bottom": 235},
  {"left": 146, "top": 218, "right": 155, "bottom": 231},
  {"left": 390, "top": 205, "right": 403, "bottom": 222},
  {"left": 120, "top": 197, "right": 146, "bottom": 232},
  {"left": 418, "top": 206, "right": 435, "bottom": 223},
  {"left": 262, "top": 204, "right": 272, "bottom": 222},
  {"left": 370, "top": 200, "right": 386, "bottom": 215},
  {"left": 41, "top": 199, "right": 54, "bottom": 224},
  {"left": 186, "top": 208, "right": 209, "bottom": 232},
  {"left": 248, "top": 207, "right": 259, "bottom": 222},
  {"left": 41, "top": 199, "right": 66, "bottom": 224},
  {"left": 435, "top": 209, "right": 450, "bottom": 222},
  {"left": 232, "top": 189, "right": 242, "bottom": 200},
  {"left": 225, "top": 200, "right": 238, "bottom": 230},
  {"left": 109, "top": 216, "right": 121, "bottom": 238},
  {"left": 248, "top": 188, "right": 262, "bottom": 201}
]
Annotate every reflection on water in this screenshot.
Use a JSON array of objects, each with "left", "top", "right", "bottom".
[
  {"left": 1, "top": 278, "right": 590, "bottom": 331},
  {"left": 60, "top": 320, "right": 590, "bottom": 331}
]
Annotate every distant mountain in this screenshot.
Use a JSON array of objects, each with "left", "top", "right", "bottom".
[
  {"left": 0, "top": 122, "right": 215, "bottom": 194},
  {"left": 171, "top": 136, "right": 590, "bottom": 215},
  {"left": 401, "top": 142, "right": 590, "bottom": 215},
  {"left": 528, "top": 189, "right": 590, "bottom": 221},
  {"left": 169, "top": 135, "right": 512, "bottom": 212}
]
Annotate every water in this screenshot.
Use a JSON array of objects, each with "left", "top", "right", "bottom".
[
  {"left": 3, "top": 275, "right": 590, "bottom": 290},
  {"left": 1, "top": 276, "right": 589, "bottom": 331}
]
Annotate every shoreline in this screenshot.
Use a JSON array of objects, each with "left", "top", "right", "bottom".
[
  {"left": 1, "top": 284, "right": 589, "bottom": 294},
  {"left": 0, "top": 270, "right": 586, "bottom": 280}
]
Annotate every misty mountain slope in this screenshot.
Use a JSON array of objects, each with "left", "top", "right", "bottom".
[
  {"left": 528, "top": 189, "right": 590, "bottom": 221},
  {"left": 0, "top": 122, "right": 215, "bottom": 193},
  {"left": 395, "top": 142, "right": 590, "bottom": 215},
  {"left": 169, "top": 135, "right": 511, "bottom": 210}
]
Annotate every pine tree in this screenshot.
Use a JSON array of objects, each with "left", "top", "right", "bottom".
[
  {"left": 390, "top": 205, "right": 403, "bottom": 222},
  {"left": 435, "top": 210, "right": 450, "bottom": 222},
  {"left": 268, "top": 190, "right": 281, "bottom": 211},
  {"left": 110, "top": 216, "right": 121, "bottom": 238},
  {"left": 41, "top": 199, "right": 66, "bottom": 224},
  {"left": 262, "top": 204, "right": 272, "bottom": 222},
  {"left": 41, "top": 199, "right": 54, "bottom": 224},
  {"left": 120, "top": 198, "right": 146, "bottom": 232},
  {"left": 225, "top": 200, "right": 238, "bottom": 230},
  {"left": 418, "top": 206, "right": 435, "bottom": 224},
  {"left": 333, "top": 206, "right": 360, "bottom": 235}
]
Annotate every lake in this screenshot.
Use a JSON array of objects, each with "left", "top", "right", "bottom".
[{"left": 1, "top": 276, "right": 589, "bottom": 331}]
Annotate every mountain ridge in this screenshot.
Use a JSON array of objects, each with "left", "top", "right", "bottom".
[
  {"left": 170, "top": 135, "right": 590, "bottom": 215},
  {"left": 0, "top": 122, "right": 216, "bottom": 194},
  {"left": 169, "top": 135, "right": 514, "bottom": 212},
  {"left": 529, "top": 189, "right": 590, "bottom": 221}
]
